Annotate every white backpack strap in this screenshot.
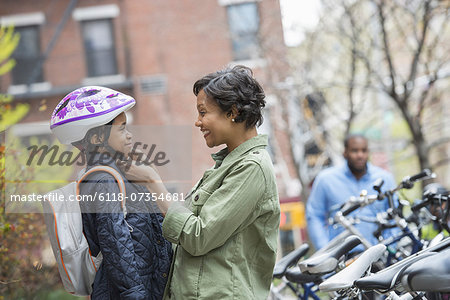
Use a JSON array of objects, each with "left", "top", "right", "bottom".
[{"left": 76, "top": 166, "right": 128, "bottom": 218}]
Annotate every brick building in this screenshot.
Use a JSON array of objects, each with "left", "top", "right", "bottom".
[{"left": 0, "top": 0, "right": 299, "bottom": 197}]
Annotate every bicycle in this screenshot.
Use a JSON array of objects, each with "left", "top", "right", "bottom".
[
  {"left": 271, "top": 170, "right": 441, "bottom": 299},
  {"left": 318, "top": 185, "right": 449, "bottom": 300}
]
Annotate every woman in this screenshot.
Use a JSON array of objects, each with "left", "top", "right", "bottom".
[
  {"left": 121, "top": 66, "right": 280, "bottom": 299},
  {"left": 50, "top": 86, "right": 172, "bottom": 299}
]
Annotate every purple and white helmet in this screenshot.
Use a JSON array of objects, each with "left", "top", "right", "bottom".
[{"left": 50, "top": 86, "right": 135, "bottom": 144}]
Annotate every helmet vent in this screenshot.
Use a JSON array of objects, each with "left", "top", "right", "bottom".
[
  {"left": 55, "top": 98, "right": 70, "bottom": 114},
  {"left": 107, "top": 93, "right": 119, "bottom": 98},
  {"left": 80, "top": 89, "right": 101, "bottom": 98}
]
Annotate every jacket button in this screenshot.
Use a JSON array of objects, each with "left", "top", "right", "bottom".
[
  {"left": 162, "top": 273, "right": 167, "bottom": 278},
  {"left": 194, "top": 195, "right": 199, "bottom": 201},
  {"left": 156, "top": 240, "right": 161, "bottom": 244}
]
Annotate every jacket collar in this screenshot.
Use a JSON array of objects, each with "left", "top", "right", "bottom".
[
  {"left": 342, "top": 161, "right": 374, "bottom": 180},
  {"left": 87, "top": 152, "right": 121, "bottom": 171},
  {"left": 211, "top": 134, "right": 268, "bottom": 168}
]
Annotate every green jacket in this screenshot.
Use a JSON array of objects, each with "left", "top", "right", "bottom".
[{"left": 162, "top": 134, "right": 280, "bottom": 299}]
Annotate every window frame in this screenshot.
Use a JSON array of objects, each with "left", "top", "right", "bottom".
[
  {"left": 0, "top": 12, "right": 50, "bottom": 92},
  {"left": 225, "top": 1, "right": 261, "bottom": 62},
  {"left": 73, "top": 4, "right": 122, "bottom": 82},
  {"left": 10, "top": 25, "right": 44, "bottom": 85},
  {"left": 80, "top": 18, "right": 119, "bottom": 78}
]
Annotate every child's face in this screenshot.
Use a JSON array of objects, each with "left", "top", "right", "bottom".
[{"left": 108, "top": 112, "right": 133, "bottom": 157}]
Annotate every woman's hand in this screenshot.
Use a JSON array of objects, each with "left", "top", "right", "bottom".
[
  {"left": 117, "top": 157, "right": 171, "bottom": 213},
  {"left": 128, "top": 149, "right": 151, "bottom": 166},
  {"left": 116, "top": 158, "right": 161, "bottom": 184}
]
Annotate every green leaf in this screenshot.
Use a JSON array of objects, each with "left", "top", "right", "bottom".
[{"left": 0, "top": 103, "right": 30, "bottom": 132}]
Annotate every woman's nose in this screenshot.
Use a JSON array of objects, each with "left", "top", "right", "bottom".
[{"left": 195, "top": 119, "right": 201, "bottom": 127}]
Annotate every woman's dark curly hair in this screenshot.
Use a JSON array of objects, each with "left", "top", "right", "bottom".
[{"left": 193, "top": 65, "right": 266, "bottom": 129}]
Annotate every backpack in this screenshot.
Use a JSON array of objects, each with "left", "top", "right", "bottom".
[{"left": 42, "top": 166, "right": 127, "bottom": 296}]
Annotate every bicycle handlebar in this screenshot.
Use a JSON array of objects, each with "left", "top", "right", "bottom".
[
  {"left": 340, "top": 194, "right": 379, "bottom": 216},
  {"left": 398, "top": 169, "right": 434, "bottom": 190},
  {"left": 376, "top": 169, "right": 434, "bottom": 209},
  {"left": 411, "top": 192, "right": 449, "bottom": 212},
  {"left": 411, "top": 199, "right": 431, "bottom": 212},
  {"left": 409, "top": 169, "right": 432, "bottom": 183},
  {"left": 340, "top": 200, "right": 362, "bottom": 216},
  {"left": 373, "top": 178, "right": 384, "bottom": 193},
  {"left": 338, "top": 170, "right": 434, "bottom": 218}
]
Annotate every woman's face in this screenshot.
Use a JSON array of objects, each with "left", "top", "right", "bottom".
[
  {"left": 195, "top": 89, "right": 233, "bottom": 148},
  {"left": 108, "top": 112, "right": 133, "bottom": 157}
]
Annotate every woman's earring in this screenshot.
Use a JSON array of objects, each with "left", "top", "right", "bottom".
[{"left": 232, "top": 118, "right": 235, "bottom": 122}]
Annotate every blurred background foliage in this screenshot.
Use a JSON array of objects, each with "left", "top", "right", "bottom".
[{"left": 0, "top": 24, "right": 77, "bottom": 299}]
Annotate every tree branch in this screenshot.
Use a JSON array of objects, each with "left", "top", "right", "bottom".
[
  {"left": 427, "top": 136, "right": 450, "bottom": 152},
  {"left": 431, "top": 158, "right": 450, "bottom": 169},
  {"left": 376, "top": 0, "right": 398, "bottom": 101},
  {"left": 416, "top": 73, "right": 437, "bottom": 123},
  {"left": 405, "top": 0, "right": 432, "bottom": 100}
]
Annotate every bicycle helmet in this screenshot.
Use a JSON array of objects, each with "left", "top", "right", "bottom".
[{"left": 50, "top": 86, "right": 135, "bottom": 144}]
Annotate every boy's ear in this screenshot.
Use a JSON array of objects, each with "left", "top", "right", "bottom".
[{"left": 90, "top": 133, "right": 104, "bottom": 145}]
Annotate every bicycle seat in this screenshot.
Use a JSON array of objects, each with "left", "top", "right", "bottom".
[
  {"left": 273, "top": 243, "right": 310, "bottom": 278},
  {"left": 299, "top": 235, "right": 362, "bottom": 275},
  {"left": 354, "top": 252, "right": 436, "bottom": 292},
  {"left": 319, "top": 244, "right": 386, "bottom": 292},
  {"left": 400, "top": 248, "right": 450, "bottom": 293},
  {"left": 285, "top": 266, "right": 322, "bottom": 284},
  {"left": 355, "top": 237, "right": 450, "bottom": 292}
]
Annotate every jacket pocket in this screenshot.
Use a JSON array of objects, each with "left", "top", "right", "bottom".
[{"left": 191, "top": 187, "right": 212, "bottom": 215}]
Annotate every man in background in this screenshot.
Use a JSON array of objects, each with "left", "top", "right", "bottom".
[{"left": 306, "top": 134, "right": 397, "bottom": 250}]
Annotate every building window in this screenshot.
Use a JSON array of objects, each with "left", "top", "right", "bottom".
[
  {"left": 226, "top": 2, "right": 260, "bottom": 61},
  {"left": 11, "top": 25, "right": 43, "bottom": 85},
  {"left": 81, "top": 19, "right": 118, "bottom": 77}
]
